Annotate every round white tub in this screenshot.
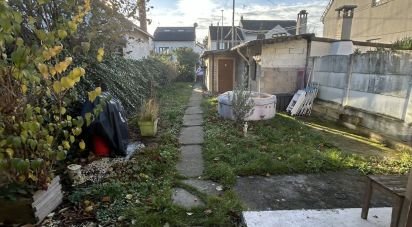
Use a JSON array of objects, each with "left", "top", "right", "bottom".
[{"left": 218, "top": 91, "right": 276, "bottom": 121}]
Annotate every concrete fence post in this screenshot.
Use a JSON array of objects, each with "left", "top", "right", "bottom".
[
  {"left": 402, "top": 78, "right": 412, "bottom": 123},
  {"left": 341, "top": 54, "right": 354, "bottom": 107}
]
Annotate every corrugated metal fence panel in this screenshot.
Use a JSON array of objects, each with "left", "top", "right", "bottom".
[{"left": 275, "top": 93, "right": 294, "bottom": 112}]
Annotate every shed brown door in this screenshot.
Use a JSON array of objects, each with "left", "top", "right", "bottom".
[{"left": 218, "top": 59, "right": 234, "bottom": 93}]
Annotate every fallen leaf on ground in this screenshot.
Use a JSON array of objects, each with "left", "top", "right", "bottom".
[
  {"left": 84, "top": 206, "right": 94, "bottom": 213},
  {"left": 102, "top": 196, "right": 111, "bottom": 202},
  {"left": 204, "top": 209, "right": 213, "bottom": 215},
  {"left": 125, "top": 194, "right": 133, "bottom": 200}
]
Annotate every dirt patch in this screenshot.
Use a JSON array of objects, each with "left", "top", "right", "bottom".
[{"left": 234, "top": 170, "right": 391, "bottom": 211}]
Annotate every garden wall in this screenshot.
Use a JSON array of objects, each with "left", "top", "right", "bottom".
[{"left": 309, "top": 51, "right": 412, "bottom": 143}]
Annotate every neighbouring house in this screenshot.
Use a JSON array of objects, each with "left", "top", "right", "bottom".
[
  {"left": 153, "top": 26, "right": 203, "bottom": 54},
  {"left": 121, "top": 0, "right": 152, "bottom": 60},
  {"left": 121, "top": 25, "right": 153, "bottom": 60},
  {"left": 322, "top": 0, "right": 412, "bottom": 43},
  {"left": 207, "top": 25, "right": 244, "bottom": 50},
  {"left": 239, "top": 10, "right": 309, "bottom": 41}
]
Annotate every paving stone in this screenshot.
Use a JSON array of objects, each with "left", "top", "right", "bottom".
[
  {"left": 185, "top": 106, "right": 203, "bottom": 115},
  {"left": 183, "top": 114, "right": 203, "bottom": 127},
  {"left": 187, "top": 99, "right": 202, "bottom": 107},
  {"left": 179, "top": 126, "right": 204, "bottom": 145},
  {"left": 172, "top": 188, "right": 204, "bottom": 209},
  {"left": 182, "top": 179, "right": 223, "bottom": 196},
  {"left": 176, "top": 145, "right": 204, "bottom": 177}
]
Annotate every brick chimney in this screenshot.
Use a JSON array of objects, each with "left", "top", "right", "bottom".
[
  {"left": 296, "top": 10, "right": 308, "bottom": 35},
  {"left": 138, "top": 0, "right": 147, "bottom": 32},
  {"left": 336, "top": 5, "right": 357, "bottom": 40}
]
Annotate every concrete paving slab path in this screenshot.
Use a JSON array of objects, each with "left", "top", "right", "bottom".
[
  {"left": 183, "top": 116, "right": 203, "bottom": 126},
  {"left": 185, "top": 106, "right": 204, "bottom": 115},
  {"left": 182, "top": 179, "right": 223, "bottom": 196},
  {"left": 172, "top": 188, "right": 205, "bottom": 209},
  {"left": 173, "top": 86, "right": 221, "bottom": 209},
  {"left": 179, "top": 126, "right": 204, "bottom": 145},
  {"left": 176, "top": 145, "right": 204, "bottom": 177}
]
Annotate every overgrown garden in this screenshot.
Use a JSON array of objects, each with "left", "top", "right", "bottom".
[{"left": 0, "top": 0, "right": 204, "bottom": 225}]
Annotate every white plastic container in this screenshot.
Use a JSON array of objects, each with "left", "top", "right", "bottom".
[{"left": 218, "top": 91, "right": 277, "bottom": 121}]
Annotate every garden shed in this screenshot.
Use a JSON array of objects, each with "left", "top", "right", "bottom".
[{"left": 201, "top": 50, "right": 245, "bottom": 94}]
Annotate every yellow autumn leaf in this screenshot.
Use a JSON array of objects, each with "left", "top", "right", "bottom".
[
  {"left": 47, "top": 136, "right": 54, "bottom": 145},
  {"left": 5, "top": 148, "right": 14, "bottom": 158},
  {"left": 65, "top": 57, "right": 73, "bottom": 64},
  {"left": 37, "top": 63, "right": 49, "bottom": 78},
  {"left": 79, "top": 140, "right": 86, "bottom": 150},
  {"left": 80, "top": 67, "right": 85, "bottom": 76},
  {"left": 88, "top": 87, "right": 102, "bottom": 102},
  {"left": 61, "top": 77, "right": 75, "bottom": 89},
  {"left": 97, "top": 47, "right": 104, "bottom": 62},
  {"left": 55, "top": 63, "right": 64, "bottom": 74},
  {"left": 18, "top": 175, "right": 26, "bottom": 182},
  {"left": 53, "top": 81, "right": 62, "bottom": 93},
  {"left": 49, "top": 67, "right": 57, "bottom": 77},
  {"left": 57, "top": 30, "right": 68, "bottom": 39},
  {"left": 97, "top": 55, "right": 103, "bottom": 62},
  {"left": 95, "top": 87, "right": 102, "bottom": 94},
  {"left": 21, "top": 84, "right": 27, "bottom": 94},
  {"left": 63, "top": 140, "right": 70, "bottom": 150},
  {"left": 97, "top": 48, "right": 104, "bottom": 56},
  {"left": 42, "top": 50, "right": 52, "bottom": 61},
  {"left": 28, "top": 172, "right": 38, "bottom": 181},
  {"left": 70, "top": 68, "right": 82, "bottom": 79}
]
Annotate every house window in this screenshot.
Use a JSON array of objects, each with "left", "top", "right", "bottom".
[
  {"left": 158, "top": 47, "right": 169, "bottom": 54},
  {"left": 372, "top": 0, "right": 389, "bottom": 6}
]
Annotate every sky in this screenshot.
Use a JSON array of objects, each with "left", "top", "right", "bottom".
[{"left": 146, "top": 0, "right": 331, "bottom": 42}]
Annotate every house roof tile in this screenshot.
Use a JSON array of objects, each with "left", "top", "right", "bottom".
[
  {"left": 153, "top": 27, "right": 196, "bottom": 41},
  {"left": 240, "top": 19, "right": 297, "bottom": 35}
]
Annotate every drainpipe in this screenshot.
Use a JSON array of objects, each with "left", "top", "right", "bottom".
[{"left": 304, "top": 37, "right": 312, "bottom": 88}]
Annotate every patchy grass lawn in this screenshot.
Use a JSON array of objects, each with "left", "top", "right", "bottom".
[
  {"left": 67, "top": 83, "right": 242, "bottom": 226},
  {"left": 203, "top": 97, "right": 412, "bottom": 187}
]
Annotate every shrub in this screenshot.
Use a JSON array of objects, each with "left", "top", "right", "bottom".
[
  {"left": 230, "top": 83, "right": 254, "bottom": 123},
  {"left": 0, "top": 0, "right": 101, "bottom": 192},
  {"left": 174, "top": 48, "right": 199, "bottom": 82},
  {"left": 76, "top": 55, "right": 173, "bottom": 115},
  {"left": 393, "top": 37, "right": 412, "bottom": 50}
]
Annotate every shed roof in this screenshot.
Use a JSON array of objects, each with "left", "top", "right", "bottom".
[
  {"left": 240, "top": 19, "right": 297, "bottom": 34},
  {"left": 153, "top": 27, "right": 196, "bottom": 41}
]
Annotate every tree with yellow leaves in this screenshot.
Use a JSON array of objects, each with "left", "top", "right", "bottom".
[{"left": 0, "top": 0, "right": 103, "bottom": 191}]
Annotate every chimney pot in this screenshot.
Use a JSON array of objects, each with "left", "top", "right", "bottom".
[
  {"left": 296, "top": 10, "right": 308, "bottom": 35},
  {"left": 336, "top": 5, "right": 357, "bottom": 40}
]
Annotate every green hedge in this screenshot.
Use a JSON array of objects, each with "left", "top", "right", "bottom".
[{"left": 77, "top": 55, "right": 174, "bottom": 115}]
